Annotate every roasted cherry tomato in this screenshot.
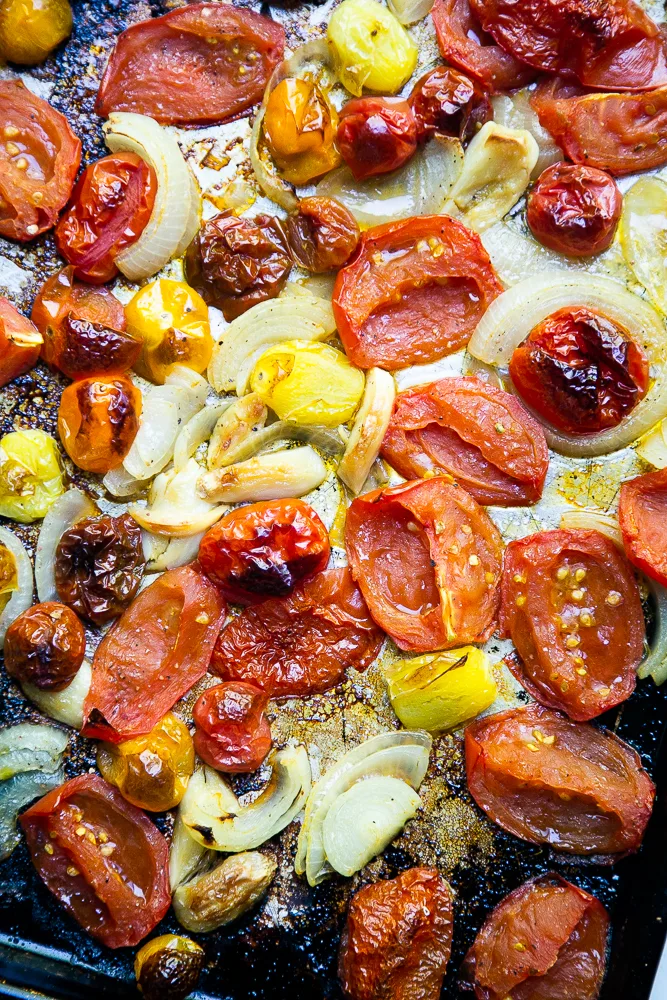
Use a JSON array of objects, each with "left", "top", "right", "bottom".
[
  {"left": 185, "top": 212, "right": 292, "bottom": 323},
  {"left": 0, "top": 0, "right": 72, "bottom": 66},
  {"left": 339, "top": 868, "right": 453, "bottom": 1000},
  {"left": 0, "top": 297, "right": 42, "bottom": 387},
  {"left": 41, "top": 315, "right": 140, "bottom": 381},
  {"left": 337, "top": 97, "right": 418, "bottom": 182},
  {"left": 0, "top": 543, "right": 17, "bottom": 615},
  {"left": 211, "top": 567, "right": 383, "bottom": 697},
  {"left": 527, "top": 163, "right": 622, "bottom": 257},
  {"left": 135, "top": 935, "right": 204, "bottom": 1000},
  {"left": 96, "top": 3, "right": 284, "bottom": 126},
  {"left": 0, "top": 428, "right": 64, "bottom": 522},
  {"left": 57, "top": 375, "right": 142, "bottom": 474},
  {"left": 4, "top": 601, "right": 84, "bottom": 692},
  {"left": 327, "top": 0, "right": 417, "bottom": 96},
  {"left": 83, "top": 565, "right": 226, "bottom": 742},
  {"left": 461, "top": 873, "right": 609, "bottom": 1000},
  {"left": 32, "top": 266, "right": 128, "bottom": 343},
  {"left": 381, "top": 377, "right": 549, "bottom": 507},
  {"left": 509, "top": 307, "right": 649, "bottom": 436},
  {"left": 465, "top": 703, "right": 655, "bottom": 858},
  {"left": 0, "top": 79, "right": 81, "bottom": 242},
  {"left": 409, "top": 66, "right": 492, "bottom": 145},
  {"left": 199, "top": 498, "right": 330, "bottom": 604},
  {"left": 55, "top": 153, "right": 157, "bottom": 284},
  {"left": 20, "top": 773, "right": 170, "bottom": 949},
  {"left": 286, "top": 197, "right": 360, "bottom": 273},
  {"left": 619, "top": 468, "right": 667, "bottom": 587},
  {"left": 333, "top": 216, "right": 502, "bottom": 370},
  {"left": 263, "top": 79, "right": 341, "bottom": 186},
  {"left": 193, "top": 681, "right": 272, "bottom": 773},
  {"left": 500, "top": 529, "right": 644, "bottom": 721}
]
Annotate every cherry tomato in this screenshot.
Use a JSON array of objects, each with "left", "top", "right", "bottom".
[
  {"left": 0, "top": 297, "right": 42, "bottom": 387},
  {"left": 345, "top": 478, "right": 503, "bottom": 653},
  {"left": 193, "top": 681, "right": 272, "bottom": 773},
  {"left": 32, "top": 266, "right": 128, "bottom": 344},
  {"left": 0, "top": 79, "right": 81, "bottom": 242},
  {"left": 57, "top": 375, "right": 142, "bottom": 474},
  {"left": 381, "top": 376, "right": 549, "bottom": 507},
  {"left": 211, "top": 567, "right": 383, "bottom": 697},
  {"left": 461, "top": 873, "right": 609, "bottom": 1000},
  {"left": 339, "top": 868, "right": 453, "bottom": 1000},
  {"left": 96, "top": 3, "right": 284, "bottom": 126},
  {"left": 333, "top": 216, "right": 502, "bottom": 370},
  {"left": 465, "top": 703, "right": 655, "bottom": 858},
  {"left": 4, "top": 601, "right": 84, "bottom": 691},
  {"left": 509, "top": 307, "right": 649, "bottom": 436},
  {"left": 500, "top": 529, "right": 644, "bottom": 721},
  {"left": 20, "top": 773, "right": 170, "bottom": 949},
  {"left": 0, "top": 0, "right": 72, "bottom": 66},
  {"left": 409, "top": 66, "right": 492, "bottom": 144},
  {"left": 198, "top": 498, "right": 330, "bottom": 604},
  {"left": 286, "top": 197, "right": 360, "bottom": 274},
  {"left": 527, "top": 163, "right": 622, "bottom": 258},
  {"left": 336, "top": 97, "right": 418, "bottom": 181},
  {"left": 41, "top": 314, "right": 140, "bottom": 381},
  {"left": 83, "top": 565, "right": 226, "bottom": 742},
  {"left": 619, "top": 468, "right": 667, "bottom": 587},
  {"left": 263, "top": 79, "right": 341, "bottom": 186},
  {"left": 55, "top": 153, "right": 157, "bottom": 284}
]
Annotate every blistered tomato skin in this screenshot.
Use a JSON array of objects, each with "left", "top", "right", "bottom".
[
  {"left": 409, "top": 66, "right": 493, "bottom": 144},
  {"left": 337, "top": 98, "right": 418, "bottom": 181},
  {"left": 57, "top": 376, "right": 142, "bottom": 474},
  {"left": 527, "top": 163, "right": 623, "bottom": 257},
  {"left": 193, "top": 682, "right": 272, "bottom": 773},
  {"left": 0, "top": 0, "right": 72, "bottom": 66},
  {"left": 32, "top": 266, "right": 128, "bottom": 342},
  {"left": 286, "top": 197, "right": 360, "bottom": 273},
  {"left": 0, "top": 298, "right": 42, "bottom": 387},
  {"left": 134, "top": 935, "right": 205, "bottom": 1000},
  {"left": 263, "top": 79, "right": 341, "bottom": 186},
  {"left": 42, "top": 316, "right": 140, "bottom": 381},
  {"left": 4, "top": 602, "right": 85, "bottom": 692}
]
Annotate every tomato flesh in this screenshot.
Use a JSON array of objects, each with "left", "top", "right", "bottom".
[
  {"left": 0, "top": 297, "right": 42, "bottom": 387},
  {"left": 193, "top": 681, "right": 272, "bottom": 773},
  {"left": 619, "top": 468, "right": 667, "bottom": 587},
  {"left": 527, "top": 163, "right": 622, "bottom": 258}
]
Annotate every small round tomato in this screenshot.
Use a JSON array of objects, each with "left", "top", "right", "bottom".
[
  {"left": 193, "top": 681, "right": 272, "bottom": 773},
  {"left": 409, "top": 66, "right": 492, "bottom": 144},
  {"left": 0, "top": 0, "right": 72, "bottom": 66},
  {"left": 41, "top": 314, "right": 140, "bottom": 381},
  {"left": 527, "top": 163, "right": 622, "bottom": 257},
  {"left": 199, "top": 498, "right": 330, "bottom": 604},
  {"left": 135, "top": 936, "right": 204, "bottom": 1000},
  {"left": 32, "top": 265, "right": 127, "bottom": 337},
  {"left": 286, "top": 197, "right": 359, "bottom": 273},
  {"left": 0, "top": 428, "right": 64, "bottom": 523},
  {"left": 55, "top": 153, "right": 157, "bottom": 284},
  {"left": 57, "top": 375, "right": 142, "bottom": 474},
  {"left": 327, "top": 0, "right": 417, "bottom": 95},
  {"left": 0, "top": 297, "right": 42, "bottom": 387},
  {"left": 263, "top": 79, "right": 341, "bottom": 186},
  {"left": 336, "top": 97, "right": 418, "bottom": 181},
  {"left": 619, "top": 468, "right": 667, "bottom": 587},
  {"left": 4, "top": 601, "right": 84, "bottom": 691}
]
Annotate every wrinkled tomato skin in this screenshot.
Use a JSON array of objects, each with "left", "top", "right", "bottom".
[
  {"left": 333, "top": 216, "right": 503, "bottom": 370},
  {"left": 619, "top": 468, "right": 667, "bottom": 587},
  {"left": 0, "top": 298, "right": 42, "bottom": 387},
  {"left": 211, "top": 567, "right": 383, "bottom": 697},
  {"left": 192, "top": 681, "right": 272, "bottom": 773},
  {"left": 509, "top": 307, "right": 649, "bottom": 436},
  {"left": 465, "top": 703, "right": 655, "bottom": 859},
  {"left": 57, "top": 375, "right": 142, "bottom": 474},
  {"left": 4, "top": 601, "right": 85, "bottom": 692},
  {"left": 500, "top": 529, "right": 644, "bottom": 721},
  {"left": 96, "top": 3, "right": 285, "bottom": 126},
  {"left": 339, "top": 868, "right": 453, "bottom": 1000},
  {"left": 42, "top": 315, "right": 140, "bottom": 381},
  {"left": 345, "top": 478, "right": 503, "bottom": 653},
  {"left": 286, "top": 197, "right": 360, "bottom": 273},
  {"left": 460, "top": 873, "right": 609, "bottom": 1000},
  {"left": 409, "top": 66, "right": 493, "bottom": 144},
  {"left": 336, "top": 97, "right": 418, "bottom": 181},
  {"left": 20, "top": 774, "right": 170, "bottom": 949},
  {"left": 198, "top": 498, "right": 330, "bottom": 604},
  {"left": 527, "top": 163, "right": 622, "bottom": 258},
  {"left": 381, "top": 377, "right": 549, "bottom": 507},
  {"left": 32, "top": 266, "right": 128, "bottom": 343},
  {"left": 263, "top": 79, "right": 341, "bottom": 187}
]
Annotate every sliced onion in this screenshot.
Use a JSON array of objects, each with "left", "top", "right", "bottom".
[
  {"left": 0, "top": 724, "right": 68, "bottom": 781},
  {"left": 22, "top": 660, "right": 92, "bottom": 730},
  {"left": 130, "top": 458, "right": 227, "bottom": 537},
  {"left": 165, "top": 366, "right": 210, "bottom": 410},
  {"left": 35, "top": 488, "right": 99, "bottom": 602},
  {"left": 174, "top": 402, "right": 232, "bottom": 473},
  {"left": 559, "top": 509, "right": 623, "bottom": 549},
  {"left": 103, "top": 464, "right": 150, "bottom": 499},
  {"left": 124, "top": 377, "right": 207, "bottom": 481},
  {"left": 338, "top": 368, "right": 396, "bottom": 495},
  {"left": 388, "top": 0, "right": 433, "bottom": 24},
  {"left": 209, "top": 411, "right": 344, "bottom": 470},
  {"left": 142, "top": 530, "right": 204, "bottom": 572},
  {"left": 169, "top": 812, "right": 216, "bottom": 892},
  {"left": 639, "top": 580, "right": 667, "bottom": 685},
  {"left": 198, "top": 446, "right": 328, "bottom": 504},
  {"left": 636, "top": 420, "right": 667, "bottom": 468},
  {"left": 0, "top": 528, "right": 33, "bottom": 650},
  {"left": 208, "top": 395, "right": 268, "bottom": 470},
  {"left": 0, "top": 769, "right": 64, "bottom": 861},
  {"left": 491, "top": 90, "right": 563, "bottom": 178}
]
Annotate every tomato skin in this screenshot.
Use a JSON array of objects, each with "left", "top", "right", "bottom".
[
  {"left": 0, "top": 298, "right": 42, "bottom": 387},
  {"left": 193, "top": 681, "right": 272, "bottom": 773},
  {"left": 381, "top": 377, "right": 548, "bottom": 507},
  {"left": 20, "top": 774, "right": 170, "bottom": 949},
  {"left": 619, "top": 468, "right": 667, "bottom": 587},
  {"left": 57, "top": 376, "right": 142, "bottom": 475},
  {"left": 5, "top": 601, "right": 85, "bottom": 692},
  {"left": 263, "top": 79, "right": 341, "bottom": 187},
  {"left": 32, "top": 266, "right": 128, "bottom": 343},
  {"left": 465, "top": 703, "right": 655, "bottom": 858},
  {"left": 336, "top": 97, "right": 418, "bottom": 181},
  {"left": 333, "top": 216, "right": 503, "bottom": 370},
  {"left": 286, "top": 197, "right": 360, "bottom": 273},
  {"left": 409, "top": 66, "right": 492, "bottom": 145},
  {"left": 41, "top": 315, "right": 140, "bottom": 381},
  {"left": 527, "top": 163, "right": 622, "bottom": 258}
]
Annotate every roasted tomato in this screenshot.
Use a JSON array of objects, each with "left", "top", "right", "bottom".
[
  {"left": 20, "top": 773, "right": 170, "bottom": 949},
  {"left": 509, "top": 307, "right": 649, "bottom": 436},
  {"left": 54, "top": 153, "right": 157, "bottom": 284},
  {"left": 134, "top": 935, "right": 205, "bottom": 1000},
  {"left": 83, "top": 564, "right": 225, "bottom": 742},
  {"left": 286, "top": 197, "right": 360, "bottom": 273},
  {"left": 0, "top": 79, "right": 81, "bottom": 242},
  {"left": 192, "top": 681, "right": 272, "bottom": 773},
  {"left": 263, "top": 79, "right": 341, "bottom": 186},
  {"left": 184, "top": 212, "right": 291, "bottom": 322},
  {"left": 339, "top": 868, "right": 453, "bottom": 1000},
  {"left": 198, "top": 499, "right": 330, "bottom": 604},
  {"left": 211, "top": 567, "right": 383, "bottom": 697},
  {"left": 409, "top": 66, "right": 492, "bottom": 144},
  {"left": 4, "top": 601, "right": 84, "bottom": 692},
  {"left": 619, "top": 468, "right": 667, "bottom": 587},
  {"left": 32, "top": 266, "right": 128, "bottom": 342},
  {"left": 500, "top": 529, "right": 644, "bottom": 721},
  {"left": 96, "top": 3, "right": 284, "bottom": 126},
  {"left": 0, "top": 0, "right": 72, "bottom": 66},
  {"left": 41, "top": 315, "right": 140, "bottom": 381},
  {"left": 527, "top": 163, "right": 622, "bottom": 257},
  {"left": 345, "top": 478, "right": 503, "bottom": 653},
  {"left": 0, "top": 298, "right": 42, "bottom": 387},
  {"left": 465, "top": 703, "right": 655, "bottom": 858},
  {"left": 333, "top": 216, "right": 502, "bottom": 370},
  {"left": 336, "top": 97, "right": 418, "bottom": 181},
  {"left": 57, "top": 375, "right": 142, "bottom": 474},
  {"left": 381, "top": 377, "right": 549, "bottom": 507},
  {"left": 460, "top": 873, "right": 609, "bottom": 1000}
]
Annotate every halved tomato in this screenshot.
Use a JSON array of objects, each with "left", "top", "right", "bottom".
[
  {"left": 345, "top": 478, "right": 503, "bottom": 653},
  {"left": 32, "top": 266, "right": 128, "bottom": 340},
  {"left": 619, "top": 468, "right": 667, "bottom": 586},
  {"left": 0, "top": 298, "right": 42, "bottom": 387},
  {"left": 381, "top": 377, "right": 548, "bottom": 507},
  {"left": 332, "top": 216, "right": 503, "bottom": 370}
]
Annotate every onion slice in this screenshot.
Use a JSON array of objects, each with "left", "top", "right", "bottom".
[
  {"left": 0, "top": 769, "right": 65, "bottom": 861},
  {"left": 639, "top": 581, "right": 667, "bottom": 686},
  {"left": 103, "top": 464, "right": 150, "bottom": 499},
  {"left": 338, "top": 368, "right": 396, "bottom": 495},
  {"left": 198, "top": 446, "right": 327, "bottom": 504},
  {"left": 636, "top": 419, "right": 667, "bottom": 468},
  {"left": 0, "top": 528, "right": 33, "bottom": 649},
  {"left": 130, "top": 458, "right": 227, "bottom": 537},
  {"left": 35, "top": 488, "right": 99, "bottom": 602},
  {"left": 22, "top": 660, "right": 92, "bottom": 730},
  {"left": 142, "top": 530, "right": 204, "bottom": 572},
  {"left": 0, "top": 724, "right": 68, "bottom": 781},
  {"left": 387, "top": 0, "right": 433, "bottom": 24},
  {"left": 175, "top": 402, "right": 232, "bottom": 473},
  {"left": 559, "top": 509, "right": 623, "bottom": 549}
]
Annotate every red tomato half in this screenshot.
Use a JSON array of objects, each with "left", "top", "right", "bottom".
[
  {"left": 0, "top": 80, "right": 81, "bottom": 242},
  {"left": 96, "top": 3, "right": 285, "bottom": 126},
  {"left": 83, "top": 565, "right": 226, "bottom": 742},
  {"left": 20, "top": 774, "right": 170, "bottom": 949},
  {"left": 333, "top": 216, "right": 503, "bottom": 370},
  {"left": 619, "top": 468, "right": 667, "bottom": 587},
  {"left": 465, "top": 703, "right": 655, "bottom": 858},
  {"left": 193, "top": 681, "right": 272, "bottom": 773},
  {"left": 0, "top": 298, "right": 42, "bottom": 387},
  {"left": 345, "top": 478, "right": 503, "bottom": 653},
  {"left": 32, "top": 266, "right": 128, "bottom": 342},
  {"left": 381, "top": 377, "right": 548, "bottom": 507},
  {"left": 500, "top": 529, "right": 644, "bottom": 721},
  {"left": 461, "top": 873, "right": 609, "bottom": 1000}
]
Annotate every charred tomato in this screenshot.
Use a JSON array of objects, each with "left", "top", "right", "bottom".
[
  {"left": 41, "top": 315, "right": 140, "bottom": 381},
  {"left": 4, "top": 601, "right": 84, "bottom": 691},
  {"left": 192, "top": 681, "right": 272, "bottom": 773},
  {"left": 0, "top": 298, "right": 42, "bottom": 387},
  {"left": 619, "top": 468, "right": 667, "bottom": 587},
  {"left": 32, "top": 266, "right": 128, "bottom": 343},
  {"left": 286, "top": 197, "right": 360, "bottom": 273},
  {"left": 57, "top": 375, "right": 142, "bottom": 474},
  {"left": 409, "top": 66, "right": 492, "bottom": 144},
  {"left": 336, "top": 97, "right": 418, "bottom": 181},
  {"left": 527, "top": 163, "right": 622, "bottom": 257}
]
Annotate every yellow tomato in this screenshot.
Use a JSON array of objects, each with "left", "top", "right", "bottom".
[
  {"left": 620, "top": 176, "right": 667, "bottom": 315},
  {"left": 125, "top": 279, "right": 213, "bottom": 385},
  {"left": 327, "top": 0, "right": 418, "bottom": 96},
  {"left": 0, "top": 429, "right": 64, "bottom": 523},
  {"left": 0, "top": 0, "right": 72, "bottom": 65},
  {"left": 263, "top": 78, "right": 341, "bottom": 186},
  {"left": 0, "top": 543, "right": 17, "bottom": 615}
]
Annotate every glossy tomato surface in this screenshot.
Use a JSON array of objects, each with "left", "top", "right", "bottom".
[
  {"left": 527, "top": 163, "right": 622, "bottom": 258},
  {"left": 0, "top": 297, "right": 41, "bottom": 387},
  {"left": 57, "top": 375, "right": 142, "bottom": 474},
  {"left": 619, "top": 468, "right": 667, "bottom": 587},
  {"left": 286, "top": 197, "right": 360, "bottom": 273},
  {"left": 4, "top": 601, "right": 85, "bottom": 692},
  {"left": 32, "top": 266, "right": 128, "bottom": 342},
  {"left": 193, "top": 681, "right": 272, "bottom": 773},
  {"left": 409, "top": 66, "right": 492, "bottom": 144},
  {"left": 336, "top": 97, "right": 418, "bottom": 181},
  {"left": 263, "top": 78, "right": 341, "bottom": 187},
  {"left": 41, "top": 315, "right": 140, "bottom": 381}
]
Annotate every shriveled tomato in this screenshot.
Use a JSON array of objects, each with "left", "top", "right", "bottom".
[
  {"left": 345, "top": 478, "right": 503, "bottom": 653},
  {"left": 211, "top": 567, "right": 383, "bottom": 697},
  {"left": 0, "top": 79, "right": 81, "bottom": 242},
  {"left": 619, "top": 468, "right": 667, "bottom": 587},
  {"left": 41, "top": 315, "right": 140, "bottom": 381},
  {"left": 527, "top": 163, "right": 622, "bottom": 258},
  {"left": 465, "top": 703, "right": 655, "bottom": 858},
  {"left": 0, "top": 297, "right": 42, "bottom": 387},
  {"left": 32, "top": 266, "right": 127, "bottom": 342},
  {"left": 333, "top": 216, "right": 502, "bottom": 370},
  {"left": 500, "top": 529, "right": 644, "bottom": 721},
  {"left": 336, "top": 97, "right": 418, "bottom": 181},
  {"left": 263, "top": 79, "right": 341, "bottom": 187},
  {"left": 461, "top": 873, "right": 609, "bottom": 1000},
  {"left": 57, "top": 375, "right": 142, "bottom": 474},
  {"left": 5, "top": 601, "right": 85, "bottom": 692},
  {"left": 55, "top": 153, "right": 157, "bottom": 284},
  {"left": 286, "top": 197, "right": 360, "bottom": 273},
  {"left": 381, "top": 377, "right": 548, "bottom": 507},
  {"left": 83, "top": 564, "right": 226, "bottom": 742},
  {"left": 96, "top": 3, "right": 285, "bottom": 127},
  {"left": 193, "top": 681, "right": 272, "bottom": 773},
  {"left": 409, "top": 66, "right": 492, "bottom": 145},
  {"left": 21, "top": 774, "right": 170, "bottom": 949}
]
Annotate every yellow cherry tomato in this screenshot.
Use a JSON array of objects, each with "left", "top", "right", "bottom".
[
  {"left": 0, "top": 0, "right": 73, "bottom": 66},
  {"left": 263, "top": 78, "right": 341, "bottom": 186},
  {"left": 0, "top": 429, "right": 64, "bottom": 522},
  {"left": 0, "top": 543, "right": 17, "bottom": 615},
  {"left": 327, "top": 0, "right": 418, "bottom": 96},
  {"left": 125, "top": 279, "right": 213, "bottom": 385}
]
